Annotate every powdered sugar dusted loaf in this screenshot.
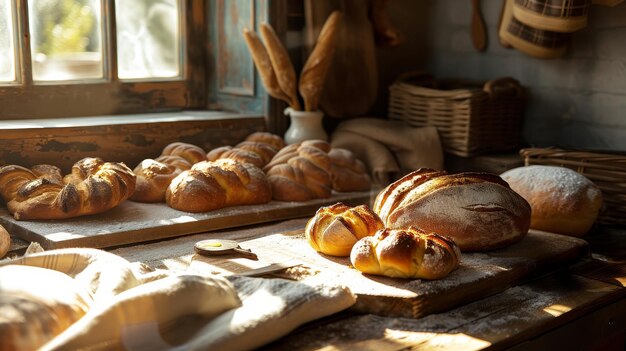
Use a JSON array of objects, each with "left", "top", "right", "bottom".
[{"left": 501, "top": 165, "right": 603, "bottom": 237}]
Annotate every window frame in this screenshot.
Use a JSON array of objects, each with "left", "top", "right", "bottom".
[{"left": 0, "top": 0, "right": 207, "bottom": 120}]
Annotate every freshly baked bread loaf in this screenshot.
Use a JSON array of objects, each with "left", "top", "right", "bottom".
[
  {"left": 350, "top": 226, "right": 461, "bottom": 279},
  {"left": 154, "top": 155, "right": 193, "bottom": 171},
  {"left": 374, "top": 168, "right": 531, "bottom": 251},
  {"left": 130, "top": 159, "right": 184, "bottom": 203},
  {"left": 263, "top": 140, "right": 332, "bottom": 201},
  {"left": 166, "top": 159, "right": 272, "bottom": 212},
  {"left": 206, "top": 132, "right": 285, "bottom": 168},
  {"left": 0, "top": 225, "right": 9, "bottom": 259},
  {"left": 160, "top": 142, "right": 206, "bottom": 164},
  {"left": 328, "top": 148, "right": 371, "bottom": 192},
  {"left": 244, "top": 131, "right": 286, "bottom": 151},
  {"left": 207, "top": 146, "right": 266, "bottom": 168},
  {"left": 501, "top": 165, "right": 603, "bottom": 237},
  {"left": 0, "top": 158, "right": 136, "bottom": 220},
  {"left": 305, "top": 202, "right": 383, "bottom": 256},
  {"left": 0, "top": 265, "right": 93, "bottom": 351}
]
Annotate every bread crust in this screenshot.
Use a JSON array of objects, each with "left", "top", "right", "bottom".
[
  {"left": 501, "top": 165, "right": 603, "bottom": 237},
  {"left": 305, "top": 202, "right": 383, "bottom": 256},
  {"left": 328, "top": 148, "right": 371, "bottom": 192},
  {"left": 0, "top": 158, "right": 136, "bottom": 220},
  {"left": 374, "top": 168, "right": 531, "bottom": 251},
  {"left": 166, "top": 159, "right": 272, "bottom": 213},
  {"left": 350, "top": 226, "right": 461, "bottom": 280}
]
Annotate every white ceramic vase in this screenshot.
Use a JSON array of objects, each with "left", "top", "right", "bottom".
[{"left": 283, "top": 107, "right": 328, "bottom": 144}]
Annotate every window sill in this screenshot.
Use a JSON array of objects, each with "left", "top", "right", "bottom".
[{"left": 0, "top": 111, "right": 267, "bottom": 172}]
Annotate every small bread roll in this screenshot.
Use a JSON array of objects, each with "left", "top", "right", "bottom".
[
  {"left": 350, "top": 227, "right": 461, "bottom": 280},
  {"left": 306, "top": 202, "right": 383, "bottom": 256},
  {"left": 501, "top": 165, "right": 603, "bottom": 237}
]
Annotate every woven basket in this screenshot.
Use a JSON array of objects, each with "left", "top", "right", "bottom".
[
  {"left": 388, "top": 72, "right": 525, "bottom": 157},
  {"left": 520, "top": 147, "right": 626, "bottom": 226},
  {"left": 512, "top": 0, "right": 591, "bottom": 33}
]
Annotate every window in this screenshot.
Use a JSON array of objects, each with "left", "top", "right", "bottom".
[{"left": 0, "top": 0, "right": 206, "bottom": 120}]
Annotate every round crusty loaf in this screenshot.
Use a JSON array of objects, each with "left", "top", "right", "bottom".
[
  {"left": 501, "top": 165, "right": 603, "bottom": 237},
  {"left": 374, "top": 168, "right": 531, "bottom": 251},
  {"left": 306, "top": 202, "right": 383, "bottom": 256},
  {"left": 350, "top": 226, "right": 461, "bottom": 280}
]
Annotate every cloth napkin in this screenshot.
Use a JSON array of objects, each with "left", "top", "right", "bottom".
[
  {"left": 0, "top": 248, "right": 356, "bottom": 351},
  {"left": 331, "top": 117, "right": 444, "bottom": 186}
]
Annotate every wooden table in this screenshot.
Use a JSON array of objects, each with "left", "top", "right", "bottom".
[{"left": 4, "top": 219, "right": 626, "bottom": 351}]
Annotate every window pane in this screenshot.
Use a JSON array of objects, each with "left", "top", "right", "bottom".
[
  {"left": 0, "top": 0, "right": 15, "bottom": 82},
  {"left": 116, "top": 0, "right": 180, "bottom": 79},
  {"left": 29, "top": 0, "right": 103, "bottom": 81}
]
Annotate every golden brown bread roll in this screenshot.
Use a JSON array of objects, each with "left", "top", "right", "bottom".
[
  {"left": 206, "top": 132, "right": 285, "bottom": 168},
  {"left": 154, "top": 155, "right": 193, "bottom": 171},
  {"left": 350, "top": 226, "right": 461, "bottom": 280},
  {"left": 130, "top": 159, "right": 184, "bottom": 203},
  {"left": 501, "top": 165, "right": 603, "bottom": 237},
  {"left": 263, "top": 140, "right": 332, "bottom": 202},
  {"left": 373, "top": 168, "right": 531, "bottom": 251},
  {"left": 160, "top": 142, "right": 206, "bottom": 164},
  {"left": 328, "top": 148, "right": 371, "bottom": 192},
  {"left": 244, "top": 131, "right": 286, "bottom": 151},
  {"left": 0, "top": 158, "right": 136, "bottom": 220},
  {"left": 166, "top": 159, "right": 272, "bottom": 212},
  {"left": 305, "top": 202, "right": 383, "bottom": 256},
  {"left": 0, "top": 225, "right": 9, "bottom": 259}
]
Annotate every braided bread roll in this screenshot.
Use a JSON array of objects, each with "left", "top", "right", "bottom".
[
  {"left": 207, "top": 132, "right": 285, "bottom": 168},
  {"left": 130, "top": 158, "right": 187, "bottom": 203},
  {"left": 350, "top": 227, "right": 461, "bottom": 280},
  {"left": 263, "top": 140, "right": 332, "bottom": 202},
  {"left": 0, "top": 158, "right": 136, "bottom": 220},
  {"left": 373, "top": 168, "right": 531, "bottom": 251},
  {"left": 244, "top": 131, "right": 286, "bottom": 151},
  {"left": 166, "top": 159, "right": 272, "bottom": 212},
  {"left": 306, "top": 202, "right": 383, "bottom": 256},
  {"left": 329, "top": 148, "right": 371, "bottom": 192},
  {"left": 131, "top": 143, "right": 198, "bottom": 203},
  {"left": 160, "top": 142, "right": 206, "bottom": 164}
]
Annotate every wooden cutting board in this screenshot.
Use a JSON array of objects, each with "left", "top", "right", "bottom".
[
  {"left": 0, "top": 191, "right": 374, "bottom": 250},
  {"left": 192, "top": 228, "right": 589, "bottom": 319}
]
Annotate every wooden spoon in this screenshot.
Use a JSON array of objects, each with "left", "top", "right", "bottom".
[{"left": 471, "top": 0, "right": 487, "bottom": 52}]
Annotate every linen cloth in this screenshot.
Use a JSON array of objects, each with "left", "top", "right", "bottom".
[
  {"left": 331, "top": 117, "right": 444, "bottom": 186},
  {"left": 0, "top": 248, "right": 356, "bottom": 350}
]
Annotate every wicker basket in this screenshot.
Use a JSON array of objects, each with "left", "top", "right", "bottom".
[
  {"left": 520, "top": 147, "right": 626, "bottom": 226},
  {"left": 388, "top": 72, "right": 525, "bottom": 157}
]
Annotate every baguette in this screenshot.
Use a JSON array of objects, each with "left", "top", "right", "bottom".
[
  {"left": 299, "top": 11, "right": 342, "bottom": 111},
  {"left": 260, "top": 23, "right": 301, "bottom": 110},
  {"left": 242, "top": 28, "right": 291, "bottom": 105}
]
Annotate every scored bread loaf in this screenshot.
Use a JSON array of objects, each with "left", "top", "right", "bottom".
[
  {"left": 373, "top": 168, "right": 531, "bottom": 251},
  {"left": 305, "top": 202, "right": 383, "bottom": 256},
  {"left": 350, "top": 226, "right": 461, "bottom": 280},
  {"left": 0, "top": 158, "right": 136, "bottom": 220},
  {"left": 501, "top": 165, "right": 603, "bottom": 237},
  {"left": 263, "top": 140, "right": 332, "bottom": 202},
  {"left": 329, "top": 148, "right": 371, "bottom": 192},
  {"left": 166, "top": 159, "right": 272, "bottom": 212},
  {"left": 244, "top": 131, "right": 286, "bottom": 151}
]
